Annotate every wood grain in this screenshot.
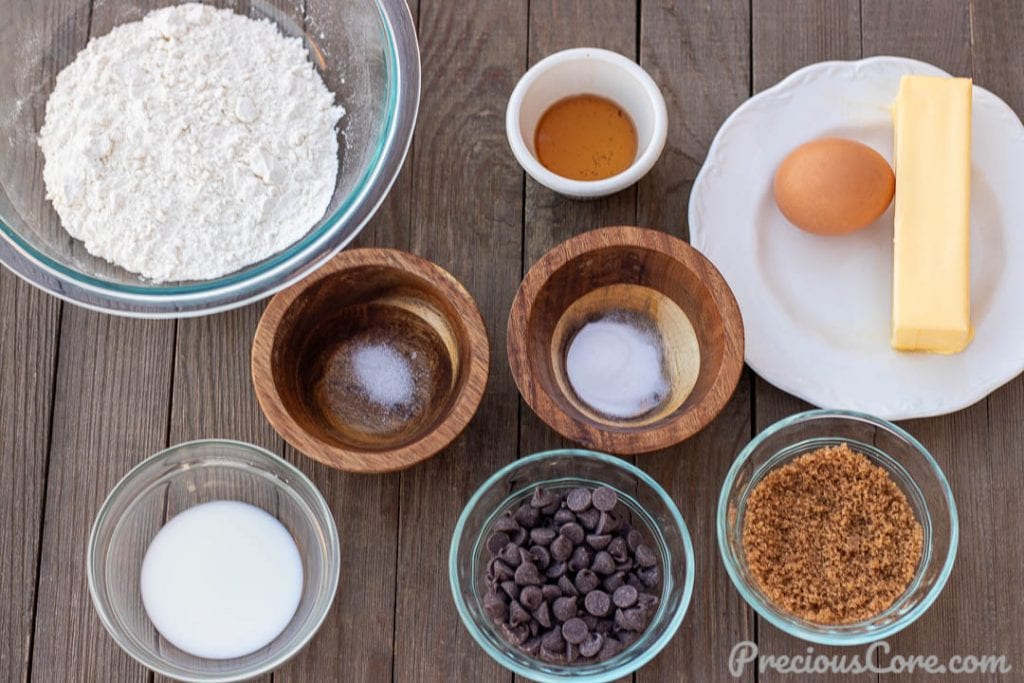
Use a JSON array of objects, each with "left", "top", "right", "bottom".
[
  {"left": 390, "top": 0, "right": 526, "bottom": 679},
  {"left": 635, "top": 1, "right": 756, "bottom": 681},
  {"left": 750, "top": 2, "right": 868, "bottom": 679}
]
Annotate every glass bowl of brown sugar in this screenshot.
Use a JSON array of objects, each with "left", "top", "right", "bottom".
[{"left": 717, "top": 409, "right": 958, "bottom": 646}]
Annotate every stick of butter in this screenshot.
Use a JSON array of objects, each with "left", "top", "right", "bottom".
[{"left": 891, "top": 75, "right": 973, "bottom": 354}]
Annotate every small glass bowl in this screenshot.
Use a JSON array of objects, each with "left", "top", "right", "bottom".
[
  {"left": 449, "top": 449, "right": 694, "bottom": 682},
  {"left": 87, "top": 440, "right": 340, "bottom": 682},
  {"left": 717, "top": 409, "right": 958, "bottom": 646}
]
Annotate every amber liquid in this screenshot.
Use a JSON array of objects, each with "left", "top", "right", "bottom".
[{"left": 534, "top": 94, "right": 638, "bottom": 181}]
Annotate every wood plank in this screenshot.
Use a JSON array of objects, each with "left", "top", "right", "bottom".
[
  {"left": 0, "top": 1, "right": 80, "bottom": 679},
  {"left": 749, "top": 1, "right": 864, "bottom": 678},
  {"left": 519, "top": 0, "right": 638, "bottom": 455},
  {"left": 861, "top": 3, "right": 990, "bottom": 679},
  {"left": 968, "top": 0, "right": 1024, "bottom": 669},
  {"left": 276, "top": 1, "right": 420, "bottom": 678},
  {"left": 391, "top": 1, "right": 526, "bottom": 679},
  {"left": 635, "top": 2, "right": 755, "bottom": 681},
  {"left": 0, "top": 271, "right": 61, "bottom": 683},
  {"left": 30, "top": 309, "right": 175, "bottom": 683}
]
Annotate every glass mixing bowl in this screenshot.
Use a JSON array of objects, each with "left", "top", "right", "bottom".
[
  {"left": 88, "top": 440, "right": 341, "bottom": 682},
  {"left": 718, "top": 409, "right": 958, "bottom": 646},
  {"left": 0, "top": 0, "right": 419, "bottom": 317},
  {"left": 450, "top": 449, "right": 694, "bottom": 682}
]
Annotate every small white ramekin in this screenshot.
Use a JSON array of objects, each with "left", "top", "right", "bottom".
[{"left": 506, "top": 47, "right": 668, "bottom": 199}]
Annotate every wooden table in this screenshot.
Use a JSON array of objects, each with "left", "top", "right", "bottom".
[{"left": 3, "top": 1, "right": 1023, "bottom": 681}]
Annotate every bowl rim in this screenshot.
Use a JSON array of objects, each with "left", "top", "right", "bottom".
[
  {"left": 86, "top": 438, "right": 341, "bottom": 683},
  {"left": 0, "top": 0, "right": 421, "bottom": 318},
  {"left": 716, "top": 408, "right": 960, "bottom": 646},
  {"left": 505, "top": 47, "right": 668, "bottom": 199},
  {"left": 507, "top": 225, "right": 745, "bottom": 455},
  {"left": 250, "top": 247, "right": 490, "bottom": 474},
  {"left": 448, "top": 448, "right": 695, "bottom": 682}
]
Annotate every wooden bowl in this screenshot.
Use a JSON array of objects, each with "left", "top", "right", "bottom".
[
  {"left": 508, "top": 226, "right": 744, "bottom": 454},
  {"left": 252, "top": 249, "right": 489, "bottom": 473}
]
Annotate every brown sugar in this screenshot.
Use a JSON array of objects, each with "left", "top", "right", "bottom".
[{"left": 741, "top": 443, "right": 923, "bottom": 624}]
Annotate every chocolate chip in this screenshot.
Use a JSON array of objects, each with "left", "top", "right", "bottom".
[
  {"left": 574, "top": 568, "right": 600, "bottom": 594},
  {"left": 592, "top": 486, "right": 618, "bottom": 511},
  {"left": 562, "top": 617, "right": 588, "bottom": 645},
  {"left": 559, "top": 522, "right": 584, "bottom": 545},
  {"left": 576, "top": 507, "right": 600, "bottom": 531},
  {"left": 595, "top": 510, "right": 619, "bottom": 535},
  {"left": 550, "top": 534, "right": 573, "bottom": 562},
  {"left": 566, "top": 642, "right": 580, "bottom": 663},
  {"left": 493, "top": 513, "right": 519, "bottom": 533},
  {"left": 508, "top": 526, "right": 528, "bottom": 546},
  {"left": 595, "top": 618, "right": 614, "bottom": 635},
  {"left": 531, "top": 487, "right": 558, "bottom": 509},
  {"left": 552, "top": 596, "right": 577, "bottom": 622},
  {"left": 541, "top": 584, "right": 562, "bottom": 602},
  {"left": 618, "top": 629, "right": 639, "bottom": 647},
  {"left": 626, "top": 573, "right": 645, "bottom": 591},
  {"left": 637, "top": 565, "right": 660, "bottom": 588},
  {"left": 486, "top": 531, "right": 510, "bottom": 555},
  {"left": 540, "top": 646, "right": 565, "bottom": 664},
  {"left": 530, "top": 527, "right": 556, "bottom": 546},
  {"left": 584, "top": 590, "right": 611, "bottom": 617},
  {"left": 581, "top": 613, "right": 598, "bottom": 631},
  {"left": 500, "top": 580, "right": 520, "bottom": 601},
  {"left": 541, "top": 627, "right": 565, "bottom": 653},
  {"left": 501, "top": 622, "right": 528, "bottom": 646},
  {"left": 566, "top": 487, "right": 592, "bottom": 512},
  {"left": 515, "top": 561, "right": 543, "bottom": 586},
  {"left": 520, "top": 635, "right": 542, "bottom": 656},
  {"left": 554, "top": 508, "right": 576, "bottom": 525},
  {"left": 545, "top": 561, "right": 567, "bottom": 579},
  {"left": 499, "top": 543, "right": 522, "bottom": 567},
  {"left": 636, "top": 543, "right": 657, "bottom": 568},
  {"left": 591, "top": 550, "right": 615, "bottom": 575},
  {"left": 533, "top": 600, "right": 552, "bottom": 629},
  {"left": 603, "top": 571, "right": 626, "bottom": 593},
  {"left": 615, "top": 606, "right": 645, "bottom": 632},
  {"left": 492, "top": 560, "right": 514, "bottom": 582},
  {"left": 484, "top": 590, "right": 507, "bottom": 621},
  {"left": 529, "top": 619, "right": 540, "bottom": 637},
  {"left": 626, "top": 528, "right": 645, "bottom": 552},
  {"left": 613, "top": 584, "right": 638, "bottom": 608},
  {"left": 568, "top": 545, "right": 593, "bottom": 573},
  {"left": 597, "top": 636, "right": 623, "bottom": 661},
  {"left": 519, "top": 585, "right": 543, "bottom": 610},
  {"left": 509, "top": 600, "right": 530, "bottom": 627},
  {"left": 515, "top": 503, "right": 539, "bottom": 528},
  {"left": 586, "top": 533, "right": 612, "bottom": 550},
  {"left": 615, "top": 559, "right": 634, "bottom": 573},
  {"left": 607, "top": 536, "right": 628, "bottom": 563},
  {"left": 558, "top": 574, "right": 578, "bottom": 597},
  {"left": 638, "top": 592, "right": 659, "bottom": 611},
  {"left": 530, "top": 545, "right": 551, "bottom": 569},
  {"left": 518, "top": 547, "right": 534, "bottom": 566},
  {"left": 579, "top": 632, "right": 604, "bottom": 658}
]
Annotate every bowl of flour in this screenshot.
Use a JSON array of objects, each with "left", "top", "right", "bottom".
[{"left": 0, "top": 0, "right": 419, "bottom": 316}]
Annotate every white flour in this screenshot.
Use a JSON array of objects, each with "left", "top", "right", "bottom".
[{"left": 38, "top": 4, "right": 345, "bottom": 282}]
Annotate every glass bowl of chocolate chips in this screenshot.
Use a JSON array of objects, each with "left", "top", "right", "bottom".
[{"left": 449, "top": 449, "right": 694, "bottom": 681}]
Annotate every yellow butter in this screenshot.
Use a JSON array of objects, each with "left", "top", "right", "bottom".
[{"left": 891, "top": 75, "right": 972, "bottom": 354}]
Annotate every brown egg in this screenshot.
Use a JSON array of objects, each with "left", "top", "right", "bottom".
[{"left": 773, "top": 137, "right": 895, "bottom": 236}]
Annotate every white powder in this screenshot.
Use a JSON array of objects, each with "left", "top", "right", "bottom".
[
  {"left": 38, "top": 4, "right": 345, "bottom": 282},
  {"left": 566, "top": 316, "right": 669, "bottom": 418},
  {"left": 351, "top": 342, "right": 415, "bottom": 407}
]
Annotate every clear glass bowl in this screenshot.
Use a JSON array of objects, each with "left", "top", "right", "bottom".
[
  {"left": 449, "top": 449, "right": 694, "bottom": 682},
  {"left": 0, "top": 0, "right": 419, "bottom": 317},
  {"left": 717, "top": 409, "right": 958, "bottom": 646},
  {"left": 87, "top": 440, "right": 341, "bottom": 682}
]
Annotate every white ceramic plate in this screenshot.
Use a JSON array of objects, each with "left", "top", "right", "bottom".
[{"left": 689, "top": 57, "right": 1024, "bottom": 420}]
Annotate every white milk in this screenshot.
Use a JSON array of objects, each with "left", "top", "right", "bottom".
[{"left": 140, "top": 500, "right": 304, "bottom": 659}]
